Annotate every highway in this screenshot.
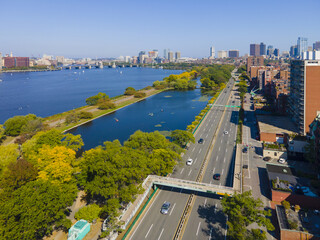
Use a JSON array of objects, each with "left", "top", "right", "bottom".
[{"left": 129, "top": 73, "right": 239, "bottom": 240}]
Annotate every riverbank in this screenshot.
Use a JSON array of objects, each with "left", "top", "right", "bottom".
[{"left": 0, "top": 69, "right": 59, "bottom": 73}]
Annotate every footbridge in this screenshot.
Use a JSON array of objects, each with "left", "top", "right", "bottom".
[{"left": 145, "top": 175, "right": 234, "bottom": 196}]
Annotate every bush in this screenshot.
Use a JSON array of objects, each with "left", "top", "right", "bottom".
[
  {"left": 98, "top": 100, "right": 116, "bottom": 110},
  {"left": 78, "top": 111, "right": 93, "bottom": 119},
  {"left": 143, "top": 86, "right": 152, "bottom": 90},
  {"left": 86, "top": 92, "right": 107, "bottom": 106},
  {"left": 65, "top": 112, "right": 79, "bottom": 124},
  {"left": 4, "top": 114, "right": 39, "bottom": 136},
  {"left": 288, "top": 220, "right": 298, "bottom": 230},
  {"left": 134, "top": 92, "right": 146, "bottom": 98},
  {"left": 281, "top": 200, "right": 290, "bottom": 211},
  {"left": 75, "top": 204, "right": 102, "bottom": 223}
]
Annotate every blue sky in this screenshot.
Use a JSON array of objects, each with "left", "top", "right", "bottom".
[{"left": 1, "top": 0, "right": 319, "bottom": 58}]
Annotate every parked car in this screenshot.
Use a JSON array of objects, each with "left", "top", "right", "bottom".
[
  {"left": 278, "top": 158, "right": 286, "bottom": 164},
  {"left": 243, "top": 147, "right": 248, "bottom": 153},
  {"left": 213, "top": 173, "right": 221, "bottom": 180},
  {"left": 160, "top": 202, "right": 171, "bottom": 214},
  {"left": 198, "top": 138, "right": 204, "bottom": 144},
  {"left": 263, "top": 156, "right": 271, "bottom": 161},
  {"left": 186, "top": 158, "right": 193, "bottom": 165}
]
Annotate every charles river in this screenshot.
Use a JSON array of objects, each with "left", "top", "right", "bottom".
[{"left": 0, "top": 67, "right": 210, "bottom": 150}]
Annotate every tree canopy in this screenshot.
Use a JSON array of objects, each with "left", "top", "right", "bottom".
[
  {"left": 170, "top": 129, "right": 195, "bottom": 147},
  {"left": 85, "top": 92, "right": 108, "bottom": 106},
  {"left": 199, "top": 65, "right": 234, "bottom": 89},
  {"left": 221, "top": 191, "right": 274, "bottom": 240},
  {"left": 3, "top": 114, "right": 43, "bottom": 136}
]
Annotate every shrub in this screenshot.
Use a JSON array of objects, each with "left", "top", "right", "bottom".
[
  {"left": 98, "top": 100, "right": 116, "bottom": 110},
  {"left": 294, "top": 205, "right": 301, "bottom": 212},
  {"left": 281, "top": 200, "right": 290, "bottom": 212},
  {"left": 288, "top": 220, "right": 298, "bottom": 230},
  {"left": 65, "top": 112, "right": 79, "bottom": 124},
  {"left": 134, "top": 92, "right": 146, "bottom": 98},
  {"left": 124, "top": 87, "right": 136, "bottom": 95},
  {"left": 86, "top": 92, "right": 107, "bottom": 106},
  {"left": 143, "top": 86, "right": 152, "bottom": 90},
  {"left": 78, "top": 111, "right": 93, "bottom": 119}
]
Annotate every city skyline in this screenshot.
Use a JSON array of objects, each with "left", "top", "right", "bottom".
[{"left": 0, "top": 0, "right": 320, "bottom": 58}]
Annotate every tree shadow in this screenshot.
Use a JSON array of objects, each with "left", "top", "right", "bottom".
[{"left": 197, "top": 203, "right": 226, "bottom": 239}]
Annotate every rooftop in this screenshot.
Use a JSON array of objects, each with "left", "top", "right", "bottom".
[{"left": 257, "top": 115, "right": 298, "bottom": 134}]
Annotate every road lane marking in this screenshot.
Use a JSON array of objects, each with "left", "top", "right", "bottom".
[
  {"left": 210, "top": 180, "right": 212, "bottom": 184},
  {"left": 199, "top": 149, "right": 202, "bottom": 153},
  {"left": 216, "top": 156, "right": 218, "bottom": 162},
  {"left": 180, "top": 168, "right": 184, "bottom": 174},
  {"left": 158, "top": 228, "right": 164, "bottom": 240},
  {"left": 169, "top": 203, "right": 176, "bottom": 216},
  {"left": 224, "top": 157, "right": 226, "bottom": 163},
  {"left": 194, "top": 158, "right": 197, "bottom": 164},
  {"left": 192, "top": 148, "right": 195, "bottom": 152},
  {"left": 222, "top": 169, "right": 224, "bottom": 175},
  {"left": 206, "top": 134, "right": 208, "bottom": 138},
  {"left": 213, "top": 167, "right": 216, "bottom": 173},
  {"left": 196, "top": 222, "right": 201, "bottom": 236},
  {"left": 188, "top": 169, "right": 192, "bottom": 176},
  {"left": 204, "top": 198, "right": 207, "bottom": 206},
  {"left": 219, "top": 147, "right": 221, "bottom": 152},
  {"left": 129, "top": 191, "right": 161, "bottom": 240},
  {"left": 145, "top": 224, "right": 153, "bottom": 238}
]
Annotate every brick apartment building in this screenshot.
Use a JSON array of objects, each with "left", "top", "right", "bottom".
[
  {"left": 288, "top": 60, "right": 320, "bottom": 135},
  {"left": 3, "top": 57, "right": 30, "bottom": 68},
  {"left": 247, "top": 56, "right": 264, "bottom": 76}
]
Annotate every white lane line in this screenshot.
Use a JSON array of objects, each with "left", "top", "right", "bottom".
[
  {"left": 213, "top": 167, "right": 216, "bottom": 173},
  {"left": 180, "top": 168, "right": 184, "bottom": 174},
  {"left": 129, "top": 191, "right": 161, "bottom": 240},
  {"left": 216, "top": 156, "right": 218, "bottom": 162},
  {"left": 204, "top": 198, "right": 207, "bottom": 206},
  {"left": 192, "top": 148, "right": 195, "bottom": 152},
  {"left": 199, "top": 148, "right": 202, "bottom": 154},
  {"left": 196, "top": 222, "right": 201, "bottom": 236},
  {"left": 223, "top": 157, "right": 226, "bottom": 163},
  {"left": 206, "top": 133, "right": 208, "bottom": 138},
  {"left": 225, "top": 148, "right": 227, "bottom": 153},
  {"left": 210, "top": 180, "right": 212, "bottom": 184},
  {"left": 219, "top": 147, "right": 221, "bottom": 152},
  {"left": 145, "top": 224, "right": 153, "bottom": 238},
  {"left": 169, "top": 203, "right": 176, "bottom": 216},
  {"left": 227, "top": 140, "right": 229, "bottom": 145},
  {"left": 188, "top": 169, "right": 192, "bottom": 176},
  {"left": 158, "top": 228, "right": 164, "bottom": 240},
  {"left": 222, "top": 169, "right": 224, "bottom": 175}
]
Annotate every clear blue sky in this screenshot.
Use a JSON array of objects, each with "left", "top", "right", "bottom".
[{"left": 1, "top": 0, "right": 319, "bottom": 58}]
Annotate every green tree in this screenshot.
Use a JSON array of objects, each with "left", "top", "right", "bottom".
[
  {"left": 3, "top": 114, "right": 38, "bottom": 136},
  {"left": 221, "top": 191, "right": 274, "bottom": 240},
  {"left": 75, "top": 204, "right": 102, "bottom": 223},
  {"left": 0, "top": 144, "right": 19, "bottom": 177},
  {"left": 65, "top": 111, "right": 79, "bottom": 124},
  {"left": 97, "top": 99, "right": 116, "bottom": 110},
  {"left": 248, "top": 229, "right": 266, "bottom": 240},
  {"left": 20, "top": 118, "right": 45, "bottom": 136},
  {"left": 134, "top": 92, "right": 146, "bottom": 98},
  {"left": 79, "top": 111, "right": 93, "bottom": 119},
  {"left": 170, "top": 129, "right": 195, "bottom": 147},
  {"left": 0, "top": 180, "right": 76, "bottom": 240},
  {"left": 124, "top": 87, "right": 136, "bottom": 95},
  {"left": 86, "top": 92, "right": 107, "bottom": 105},
  {"left": 0, "top": 125, "right": 5, "bottom": 142}
]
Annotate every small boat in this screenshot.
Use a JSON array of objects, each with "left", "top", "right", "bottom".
[
  {"left": 114, "top": 118, "right": 119, "bottom": 122},
  {"left": 161, "top": 109, "right": 164, "bottom": 112},
  {"left": 0, "top": 79, "right": 2, "bottom": 82},
  {"left": 120, "top": 71, "right": 122, "bottom": 74},
  {"left": 149, "top": 113, "right": 154, "bottom": 116}
]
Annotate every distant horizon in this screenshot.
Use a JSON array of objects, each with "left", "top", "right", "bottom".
[{"left": 1, "top": 0, "right": 319, "bottom": 59}]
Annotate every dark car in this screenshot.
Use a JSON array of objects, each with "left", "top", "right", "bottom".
[
  {"left": 160, "top": 202, "right": 171, "bottom": 214},
  {"left": 198, "top": 138, "right": 204, "bottom": 144},
  {"left": 243, "top": 147, "right": 248, "bottom": 153},
  {"left": 263, "top": 156, "right": 271, "bottom": 162},
  {"left": 213, "top": 173, "right": 221, "bottom": 180}
]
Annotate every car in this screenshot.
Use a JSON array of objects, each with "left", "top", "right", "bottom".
[
  {"left": 243, "top": 147, "right": 248, "bottom": 153},
  {"left": 160, "top": 202, "right": 171, "bottom": 214},
  {"left": 213, "top": 173, "right": 221, "bottom": 180},
  {"left": 263, "top": 156, "right": 271, "bottom": 161},
  {"left": 224, "top": 131, "right": 228, "bottom": 135},
  {"left": 198, "top": 138, "right": 204, "bottom": 144},
  {"left": 186, "top": 158, "right": 193, "bottom": 165},
  {"left": 278, "top": 158, "right": 286, "bottom": 164}
]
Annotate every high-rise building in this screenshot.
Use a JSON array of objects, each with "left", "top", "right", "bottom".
[
  {"left": 210, "top": 46, "right": 215, "bottom": 58},
  {"left": 274, "top": 48, "right": 280, "bottom": 57},
  {"left": 288, "top": 60, "right": 320, "bottom": 135},
  {"left": 290, "top": 45, "right": 298, "bottom": 57},
  {"left": 250, "top": 44, "right": 260, "bottom": 56},
  {"left": 138, "top": 51, "right": 146, "bottom": 64},
  {"left": 313, "top": 41, "right": 320, "bottom": 51},
  {"left": 163, "top": 49, "right": 169, "bottom": 59},
  {"left": 260, "top": 42, "right": 266, "bottom": 56},
  {"left": 267, "top": 45, "right": 274, "bottom": 56},
  {"left": 218, "top": 50, "right": 228, "bottom": 58},
  {"left": 175, "top": 51, "right": 181, "bottom": 60},
  {"left": 148, "top": 50, "right": 158, "bottom": 58},
  {"left": 168, "top": 51, "right": 174, "bottom": 62},
  {"left": 297, "top": 37, "right": 308, "bottom": 58},
  {"left": 228, "top": 50, "right": 239, "bottom": 58}
]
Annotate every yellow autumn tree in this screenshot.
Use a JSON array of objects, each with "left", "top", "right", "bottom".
[{"left": 36, "top": 145, "right": 76, "bottom": 185}]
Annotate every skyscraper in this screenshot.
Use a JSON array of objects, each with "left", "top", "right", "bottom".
[
  {"left": 313, "top": 41, "right": 320, "bottom": 51},
  {"left": 210, "top": 46, "right": 215, "bottom": 58},
  {"left": 228, "top": 50, "right": 239, "bottom": 58},
  {"left": 138, "top": 51, "right": 146, "bottom": 64},
  {"left": 297, "top": 37, "right": 308, "bottom": 58},
  {"left": 250, "top": 44, "right": 260, "bottom": 56},
  {"left": 218, "top": 51, "right": 228, "bottom": 58},
  {"left": 288, "top": 59, "right": 320, "bottom": 135},
  {"left": 267, "top": 45, "right": 274, "bottom": 56},
  {"left": 274, "top": 48, "right": 279, "bottom": 57},
  {"left": 168, "top": 51, "right": 174, "bottom": 62},
  {"left": 163, "top": 49, "right": 169, "bottom": 59},
  {"left": 260, "top": 42, "right": 266, "bottom": 56},
  {"left": 175, "top": 51, "right": 181, "bottom": 60}
]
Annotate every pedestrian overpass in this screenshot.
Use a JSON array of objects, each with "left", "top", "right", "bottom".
[{"left": 145, "top": 175, "right": 234, "bottom": 196}]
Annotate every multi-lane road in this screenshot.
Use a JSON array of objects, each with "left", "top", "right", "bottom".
[{"left": 129, "top": 72, "right": 240, "bottom": 240}]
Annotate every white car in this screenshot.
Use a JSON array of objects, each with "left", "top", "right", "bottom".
[
  {"left": 278, "top": 158, "right": 286, "bottom": 164},
  {"left": 186, "top": 158, "right": 193, "bottom": 165},
  {"left": 224, "top": 131, "right": 229, "bottom": 135}
]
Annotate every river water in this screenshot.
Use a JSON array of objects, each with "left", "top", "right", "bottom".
[{"left": 0, "top": 67, "right": 182, "bottom": 123}]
